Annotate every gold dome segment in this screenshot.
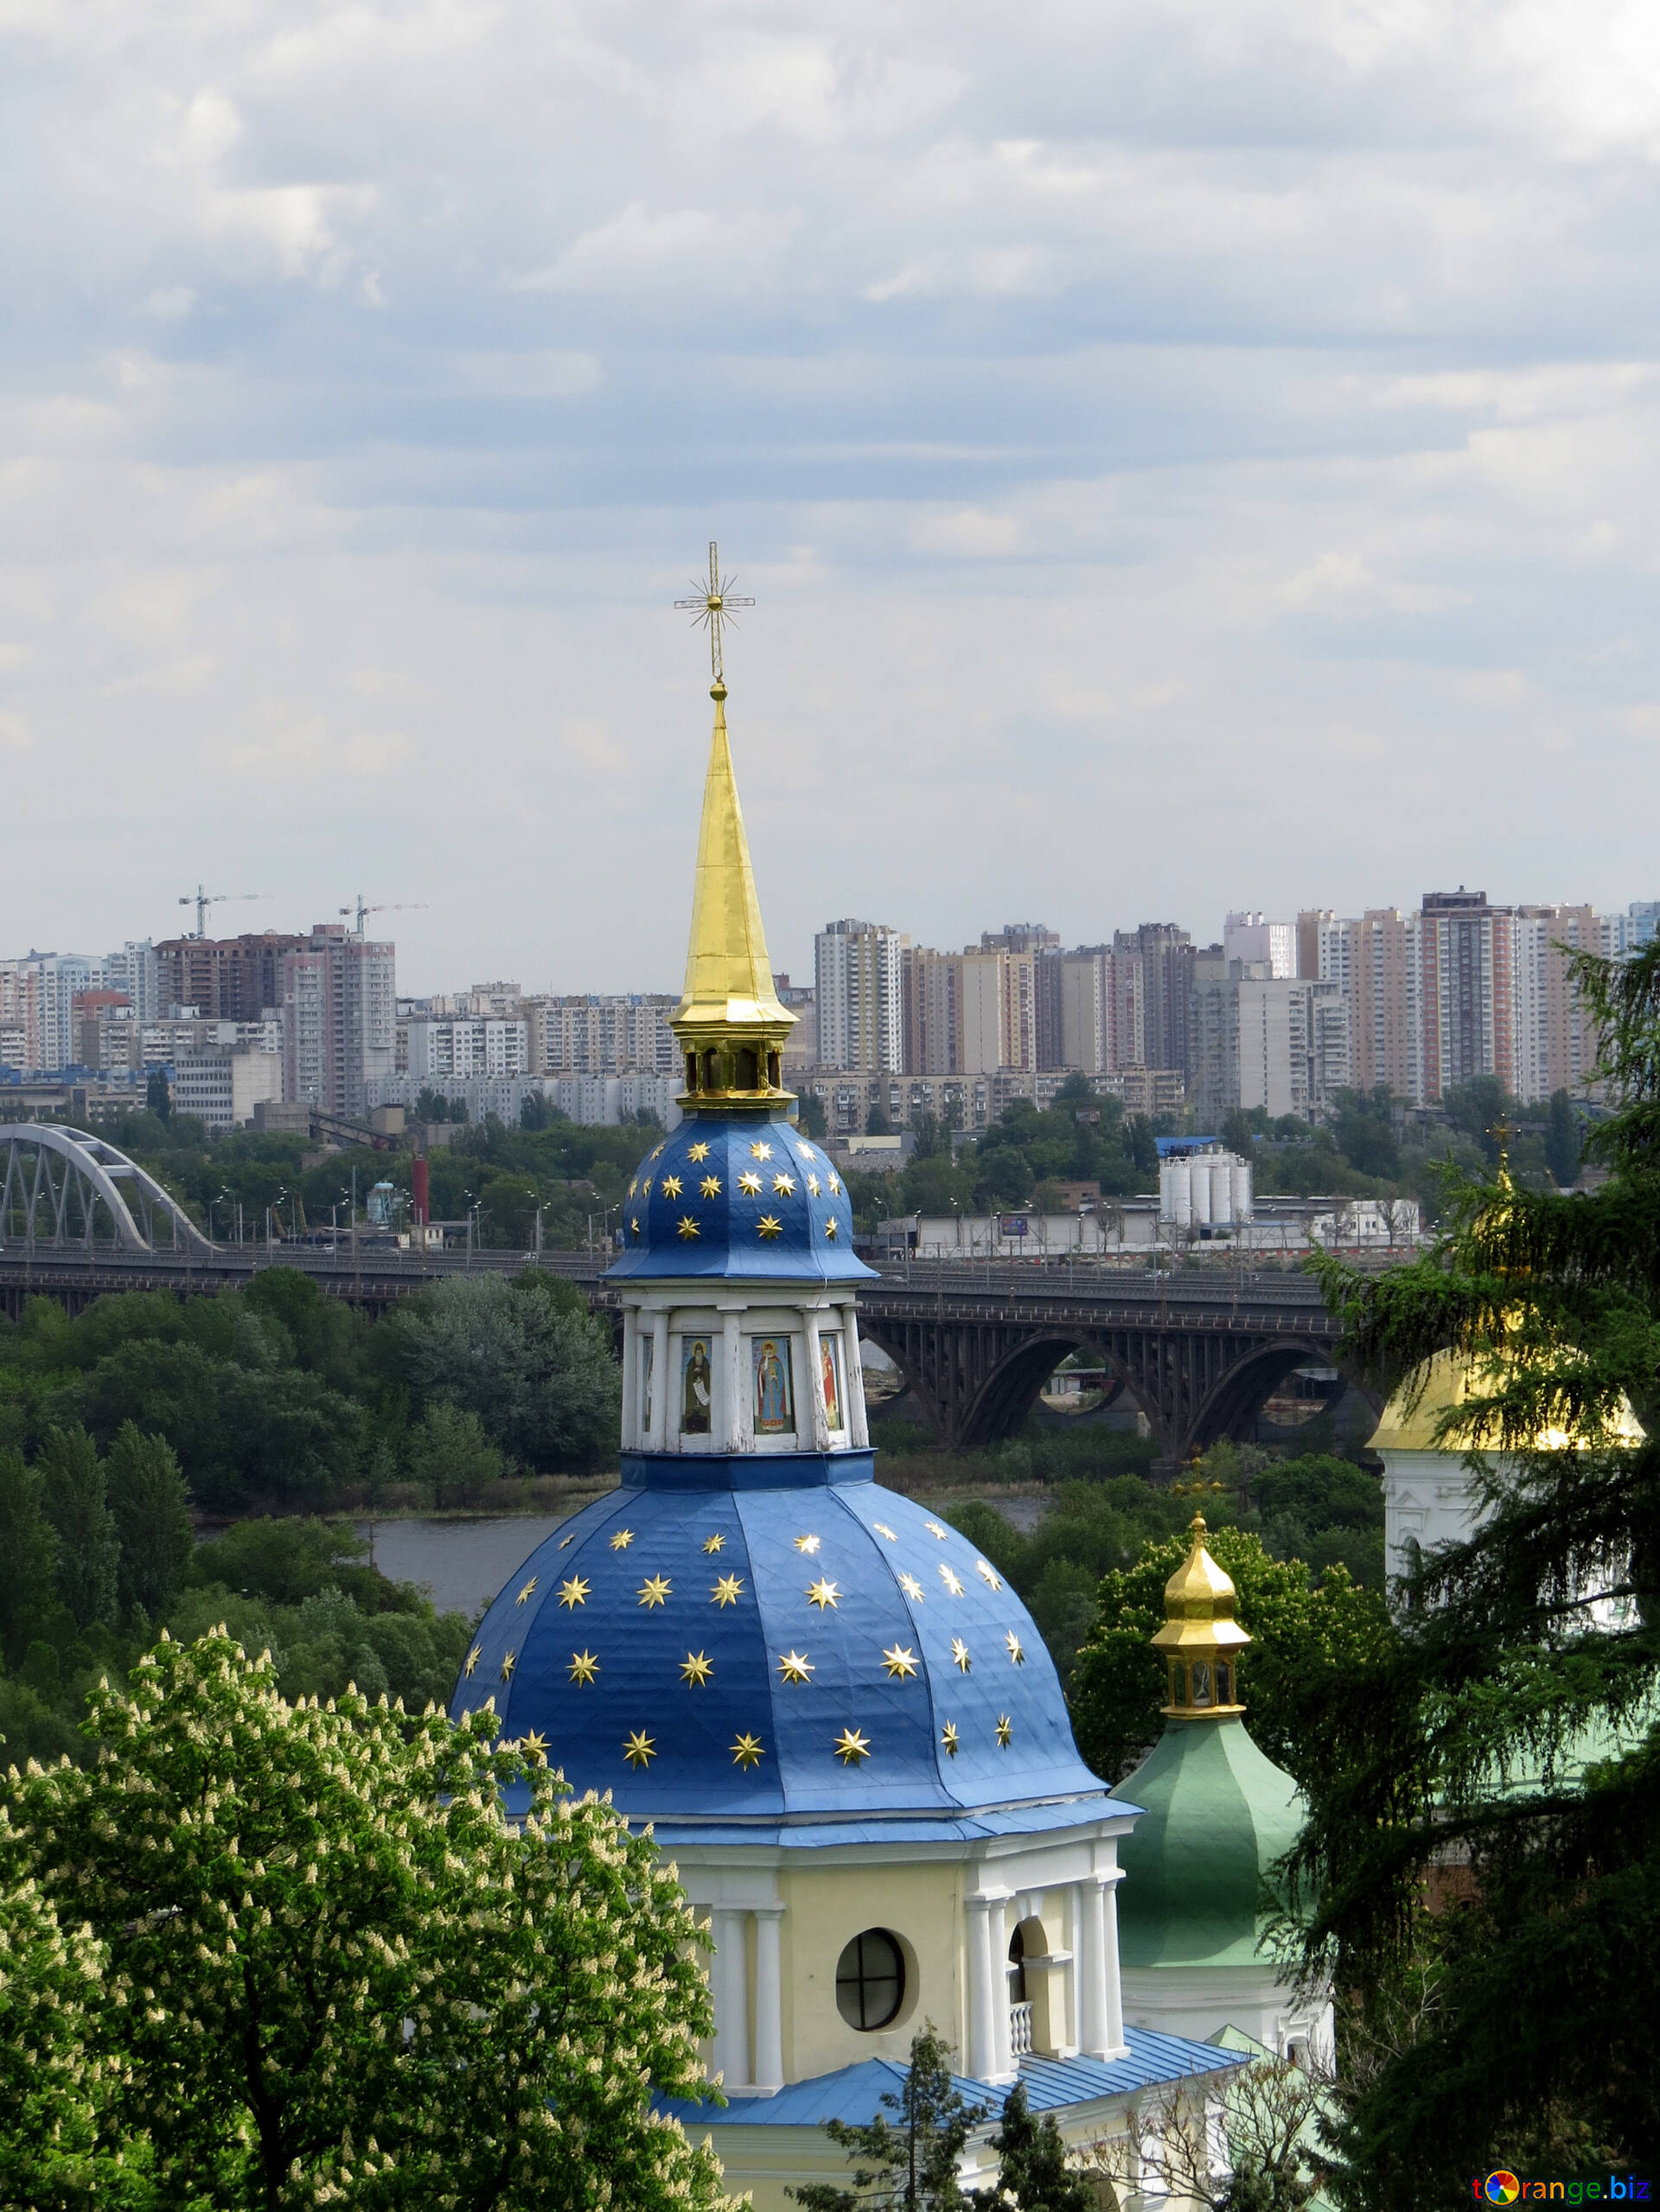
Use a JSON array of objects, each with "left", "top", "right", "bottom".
[
  {"left": 670, "top": 543, "right": 797, "bottom": 1111},
  {"left": 1151, "top": 1514, "right": 1250, "bottom": 1719}
]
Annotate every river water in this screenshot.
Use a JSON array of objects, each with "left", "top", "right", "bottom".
[{"left": 355, "top": 1516, "right": 574, "bottom": 1620}]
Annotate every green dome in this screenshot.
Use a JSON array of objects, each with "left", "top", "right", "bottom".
[{"left": 1116, "top": 1717, "right": 1305, "bottom": 1968}]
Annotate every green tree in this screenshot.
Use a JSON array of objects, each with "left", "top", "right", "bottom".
[
  {"left": 1069, "top": 1525, "right": 1391, "bottom": 1789},
  {"left": 393, "top": 1272, "right": 619, "bottom": 1472},
  {"left": 1292, "top": 936, "right": 1660, "bottom": 2198},
  {"left": 0, "top": 1448, "right": 61, "bottom": 1667},
  {"left": 1331, "top": 1087, "right": 1401, "bottom": 1181},
  {"left": 797, "top": 1094, "right": 827, "bottom": 1139},
  {"left": 105, "top": 1421, "right": 194, "bottom": 1622},
  {"left": 1440, "top": 1073, "right": 1511, "bottom": 1162},
  {"left": 0, "top": 1853, "right": 142, "bottom": 2210},
  {"left": 145, "top": 1068, "right": 171, "bottom": 1121},
  {"left": 405, "top": 1399, "right": 506, "bottom": 1508},
  {"left": 983, "top": 2078, "right": 1095, "bottom": 2212},
  {"left": 35, "top": 1426, "right": 118, "bottom": 1633},
  {"left": 4, "top": 1629, "right": 731, "bottom": 2212},
  {"left": 792, "top": 2022, "right": 988, "bottom": 2212},
  {"left": 1544, "top": 1086, "right": 1581, "bottom": 1187}
]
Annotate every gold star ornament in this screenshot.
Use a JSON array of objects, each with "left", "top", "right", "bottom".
[
  {"left": 882, "top": 1644, "right": 919, "bottom": 1680},
  {"left": 610, "top": 1528, "right": 635, "bottom": 1551},
  {"left": 807, "top": 1172, "right": 821, "bottom": 1196},
  {"left": 568, "top": 1650, "right": 599, "bottom": 1686},
  {"left": 622, "top": 1730, "right": 655, "bottom": 1769},
  {"left": 951, "top": 1637, "right": 971, "bottom": 1673},
  {"left": 897, "top": 1572, "right": 924, "bottom": 1602},
  {"left": 939, "top": 1564, "right": 965, "bottom": 1596},
  {"left": 996, "top": 1714, "right": 1013, "bottom": 1747},
  {"left": 464, "top": 1645, "right": 481, "bottom": 1678},
  {"left": 661, "top": 1174, "right": 683, "bottom": 1199},
  {"left": 558, "top": 1534, "right": 577, "bottom": 1549},
  {"left": 1006, "top": 1630, "right": 1025, "bottom": 1665},
  {"left": 772, "top": 1172, "right": 795, "bottom": 1195},
  {"left": 806, "top": 1578, "right": 840, "bottom": 1610},
  {"left": 558, "top": 1577, "right": 590, "bottom": 1609},
  {"left": 520, "top": 1727, "right": 548, "bottom": 1760},
  {"left": 516, "top": 1576, "right": 538, "bottom": 1604},
  {"left": 757, "top": 1214, "right": 783, "bottom": 1240},
  {"left": 833, "top": 1726, "right": 872, "bottom": 1766},
  {"left": 680, "top": 1650, "right": 714, "bottom": 1687},
  {"left": 750, "top": 1141, "right": 773, "bottom": 1160},
  {"left": 700, "top": 1175, "right": 721, "bottom": 1198},
  {"left": 873, "top": 1522, "right": 897, "bottom": 1542},
  {"left": 702, "top": 1533, "right": 726, "bottom": 1554},
  {"left": 731, "top": 1732, "right": 765, "bottom": 1769},
  {"left": 824, "top": 1218, "right": 840, "bottom": 1240},
  {"left": 941, "top": 1721, "right": 961, "bottom": 1758},
  {"left": 676, "top": 1214, "right": 700, "bottom": 1240},
  {"left": 924, "top": 1521, "right": 948, "bottom": 1540},
  {"left": 793, "top": 1533, "right": 821, "bottom": 1553},
  {"left": 500, "top": 1649, "right": 516, "bottom": 1682},
  {"left": 976, "top": 1559, "right": 1002, "bottom": 1590},
  {"left": 686, "top": 1141, "right": 711, "bottom": 1163},
  {"left": 777, "top": 1649, "right": 814, "bottom": 1684},
  {"left": 737, "top": 1170, "right": 763, "bottom": 1196},
  {"left": 712, "top": 1573, "right": 746, "bottom": 1606},
  {"left": 637, "top": 1575, "right": 672, "bottom": 1609}
]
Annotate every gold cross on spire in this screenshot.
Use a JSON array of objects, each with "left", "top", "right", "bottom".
[{"left": 675, "top": 541, "right": 755, "bottom": 696}]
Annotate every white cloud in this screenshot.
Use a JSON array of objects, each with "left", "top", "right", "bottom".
[{"left": 3, "top": 0, "right": 1660, "bottom": 984}]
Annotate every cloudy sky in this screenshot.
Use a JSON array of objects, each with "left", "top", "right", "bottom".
[{"left": 3, "top": 0, "right": 1658, "bottom": 993}]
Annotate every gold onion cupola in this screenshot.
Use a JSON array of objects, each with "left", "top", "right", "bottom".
[
  {"left": 670, "top": 543, "right": 796, "bottom": 1111},
  {"left": 1152, "top": 1514, "right": 1250, "bottom": 1718}
]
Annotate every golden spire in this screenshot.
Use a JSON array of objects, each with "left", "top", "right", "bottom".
[
  {"left": 670, "top": 544, "right": 795, "bottom": 1110},
  {"left": 1151, "top": 1514, "right": 1250, "bottom": 1719}
]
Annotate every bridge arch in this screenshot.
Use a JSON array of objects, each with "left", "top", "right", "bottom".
[
  {"left": 1184, "top": 1340, "right": 1380, "bottom": 1461},
  {"left": 959, "top": 1329, "right": 1138, "bottom": 1450},
  {"left": 0, "top": 1125, "right": 213, "bottom": 1256}
]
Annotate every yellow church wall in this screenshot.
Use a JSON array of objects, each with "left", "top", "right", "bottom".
[{"left": 779, "top": 1857, "right": 967, "bottom": 2079}]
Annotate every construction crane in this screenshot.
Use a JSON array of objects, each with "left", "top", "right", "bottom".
[
  {"left": 340, "top": 897, "right": 429, "bottom": 939},
  {"left": 178, "top": 887, "right": 265, "bottom": 940}
]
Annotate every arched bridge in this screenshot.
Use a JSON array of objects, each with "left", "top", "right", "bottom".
[
  {"left": 855, "top": 1266, "right": 1362, "bottom": 1471},
  {"left": 0, "top": 1125, "right": 213, "bottom": 1256}
]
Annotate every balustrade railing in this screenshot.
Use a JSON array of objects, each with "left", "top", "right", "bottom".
[{"left": 1008, "top": 2001, "right": 1033, "bottom": 2057}]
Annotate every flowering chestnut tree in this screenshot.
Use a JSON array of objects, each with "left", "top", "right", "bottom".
[{"left": 3, "top": 1629, "right": 734, "bottom": 2212}]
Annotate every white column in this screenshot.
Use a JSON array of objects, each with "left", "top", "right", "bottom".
[
  {"left": 712, "top": 1908, "right": 750, "bottom": 2089},
  {"left": 753, "top": 1906, "right": 785, "bottom": 2092},
  {"left": 803, "top": 1315, "right": 832, "bottom": 1450},
  {"left": 988, "top": 1892, "right": 1012, "bottom": 2081},
  {"left": 966, "top": 1894, "right": 998, "bottom": 2081},
  {"left": 1101, "top": 1870, "right": 1127, "bottom": 2057},
  {"left": 1079, "top": 1877, "right": 1108, "bottom": 2058},
  {"left": 620, "top": 1306, "right": 640, "bottom": 1450},
  {"left": 841, "top": 1305, "right": 870, "bottom": 1448},
  {"left": 648, "top": 1311, "right": 668, "bottom": 1450},
  {"left": 721, "top": 1310, "right": 745, "bottom": 1453}
]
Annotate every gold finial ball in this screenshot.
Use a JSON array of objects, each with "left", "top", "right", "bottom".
[
  {"left": 711, "top": 679, "right": 727, "bottom": 701},
  {"left": 1189, "top": 1511, "right": 1208, "bottom": 1534}
]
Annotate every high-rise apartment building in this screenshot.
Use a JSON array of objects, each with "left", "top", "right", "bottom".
[
  {"left": 1223, "top": 912, "right": 1296, "bottom": 979},
  {"left": 1114, "top": 924, "right": 1194, "bottom": 1074},
  {"left": 1313, "top": 908, "right": 1421, "bottom": 1101},
  {"left": 526, "top": 994, "right": 678, "bottom": 1077},
  {"left": 901, "top": 946, "right": 1035, "bottom": 1075},
  {"left": 814, "top": 919, "right": 903, "bottom": 1072},
  {"left": 278, "top": 925, "right": 395, "bottom": 1119},
  {"left": 1190, "top": 961, "right": 1350, "bottom": 1124},
  {"left": 1036, "top": 947, "right": 1146, "bottom": 1075},
  {"left": 1419, "top": 889, "right": 1515, "bottom": 1103},
  {"left": 155, "top": 933, "right": 307, "bottom": 1023}
]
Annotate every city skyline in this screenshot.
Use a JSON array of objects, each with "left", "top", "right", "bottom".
[{"left": 6, "top": 4, "right": 1660, "bottom": 985}]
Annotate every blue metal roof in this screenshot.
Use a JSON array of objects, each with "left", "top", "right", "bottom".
[
  {"left": 451, "top": 1473, "right": 1114, "bottom": 1826},
  {"left": 657, "top": 2027, "right": 1244, "bottom": 2130},
  {"left": 606, "top": 1112, "right": 875, "bottom": 1283}
]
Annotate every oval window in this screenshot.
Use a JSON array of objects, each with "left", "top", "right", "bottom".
[{"left": 835, "top": 1928, "right": 905, "bottom": 2031}]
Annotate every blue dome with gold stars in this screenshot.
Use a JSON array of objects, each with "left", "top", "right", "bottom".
[
  {"left": 608, "top": 1112, "right": 873, "bottom": 1283},
  {"left": 449, "top": 1466, "right": 1111, "bottom": 1833}
]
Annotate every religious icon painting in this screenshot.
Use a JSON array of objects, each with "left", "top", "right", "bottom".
[
  {"left": 751, "top": 1335, "right": 795, "bottom": 1436},
  {"left": 641, "top": 1335, "right": 654, "bottom": 1437},
  {"left": 820, "top": 1335, "right": 844, "bottom": 1432},
  {"left": 680, "top": 1337, "right": 713, "bottom": 1436}
]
